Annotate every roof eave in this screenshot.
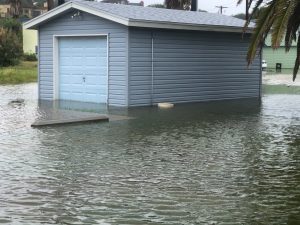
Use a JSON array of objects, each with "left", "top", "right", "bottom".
[
  {"left": 23, "top": 1, "right": 253, "bottom": 34},
  {"left": 23, "top": 1, "right": 129, "bottom": 29},
  {"left": 128, "top": 20, "right": 254, "bottom": 33}
]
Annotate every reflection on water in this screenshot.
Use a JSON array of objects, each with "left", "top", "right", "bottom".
[{"left": 0, "top": 83, "right": 300, "bottom": 225}]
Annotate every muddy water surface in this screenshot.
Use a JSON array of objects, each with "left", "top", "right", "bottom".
[{"left": 0, "top": 83, "right": 300, "bottom": 225}]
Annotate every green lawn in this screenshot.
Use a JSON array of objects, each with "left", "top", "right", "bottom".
[{"left": 0, "top": 61, "right": 37, "bottom": 84}]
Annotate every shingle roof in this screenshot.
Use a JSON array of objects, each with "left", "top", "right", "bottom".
[
  {"left": 74, "top": 0, "right": 250, "bottom": 29},
  {"left": 24, "top": 0, "right": 254, "bottom": 32}
]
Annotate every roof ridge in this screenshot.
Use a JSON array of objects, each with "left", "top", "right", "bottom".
[
  {"left": 73, "top": 0, "right": 129, "bottom": 21},
  {"left": 24, "top": 0, "right": 253, "bottom": 33},
  {"left": 72, "top": 0, "right": 238, "bottom": 19}
]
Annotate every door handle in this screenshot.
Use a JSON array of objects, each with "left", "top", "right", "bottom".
[{"left": 83, "top": 76, "right": 86, "bottom": 82}]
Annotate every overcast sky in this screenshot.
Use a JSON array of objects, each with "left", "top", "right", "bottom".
[
  {"left": 198, "top": 0, "right": 245, "bottom": 15},
  {"left": 139, "top": 0, "right": 246, "bottom": 16}
]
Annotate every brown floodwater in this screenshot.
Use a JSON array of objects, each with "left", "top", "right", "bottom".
[{"left": 0, "top": 83, "right": 300, "bottom": 225}]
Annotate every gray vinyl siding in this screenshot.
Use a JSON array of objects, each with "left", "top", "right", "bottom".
[
  {"left": 38, "top": 10, "right": 128, "bottom": 106},
  {"left": 129, "top": 28, "right": 261, "bottom": 106}
]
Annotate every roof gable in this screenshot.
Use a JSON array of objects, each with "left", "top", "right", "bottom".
[{"left": 24, "top": 0, "right": 253, "bottom": 33}]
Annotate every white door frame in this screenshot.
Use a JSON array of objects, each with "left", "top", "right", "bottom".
[{"left": 53, "top": 34, "right": 109, "bottom": 103}]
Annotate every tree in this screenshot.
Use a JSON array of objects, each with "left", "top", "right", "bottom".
[
  {"left": 47, "top": 0, "right": 65, "bottom": 11},
  {"left": 47, "top": 0, "right": 54, "bottom": 10},
  {"left": 239, "top": 0, "right": 300, "bottom": 80},
  {"left": 233, "top": 13, "right": 246, "bottom": 19},
  {"left": 233, "top": 8, "right": 262, "bottom": 20},
  {"left": 0, "top": 19, "right": 22, "bottom": 66},
  {"left": 148, "top": 3, "right": 165, "bottom": 8},
  {"left": 8, "top": 0, "right": 21, "bottom": 18},
  {"left": 164, "top": 0, "right": 191, "bottom": 10},
  {"left": 233, "top": 9, "right": 261, "bottom": 20}
]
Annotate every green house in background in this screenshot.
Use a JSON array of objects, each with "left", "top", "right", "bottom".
[{"left": 263, "top": 34, "right": 297, "bottom": 69}]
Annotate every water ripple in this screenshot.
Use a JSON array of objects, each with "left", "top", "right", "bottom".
[{"left": 0, "top": 84, "right": 300, "bottom": 224}]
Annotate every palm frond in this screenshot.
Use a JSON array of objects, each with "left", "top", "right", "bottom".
[
  {"left": 293, "top": 37, "right": 300, "bottom": 81},
  {"left": 237, "top": 0, "right": 243, "bottom": 5},
  {"left": 285, "top": 2, "right": 300, "bottom": 52},
  {"left": 237, "top": 0, "right": 253, "bottom": 7},
  {"left": 241, "top": 0, "right": 300, "bottom": 80},
  {"left": 243, "top": 0, "right": 264, "bottom": 33},
  {"left": 247, "top": 1, "right": 277, "bottom": 64},
  {"left": 272, "top": 0, "right": 297, "bottom": 48}
]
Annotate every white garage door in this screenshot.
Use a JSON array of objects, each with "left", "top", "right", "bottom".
[{"left": 58, "top": 36, "right": 107, "bottom": 103}]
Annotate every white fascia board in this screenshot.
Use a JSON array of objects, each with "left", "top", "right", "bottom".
[
  {"left": 23, "top": 1, "right": 129, "bottom": 30},
  {"left": 128, "top": 20, "right": 253, "bottom": 33},
  {"left": 23, "top": 1, "right": 252, "bottom": 33}
]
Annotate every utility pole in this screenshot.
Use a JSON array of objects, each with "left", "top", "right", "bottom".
[{"left": 215, "top": 5, "right": 228, "bottom": 14}]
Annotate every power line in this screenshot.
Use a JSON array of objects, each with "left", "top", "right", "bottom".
[{"left": 215, "top": 5, "right": 228, "bottom": 14}]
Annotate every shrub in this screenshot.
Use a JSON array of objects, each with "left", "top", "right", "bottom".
[
  {"left": 0, "top": 18, "right": 23, "bottom": 67},
  {"left": 23, "top": 53, "right": 37, "bottom": 61},
  {"left": 0, "top": 18, "right": 22, "bottom": 38},
  {"left": 0, "top": 28, "right": 23, "bottom": 66}
]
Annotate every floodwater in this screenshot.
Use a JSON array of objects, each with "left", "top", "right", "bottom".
[{"left": 0, "top": 83, "right": 300, "bottom": 225}]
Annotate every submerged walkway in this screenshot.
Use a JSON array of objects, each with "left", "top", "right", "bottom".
[
  {"left": 31, "top": 113, "right": 109, "bottom": 127},
  {"left": 262, "top": 72, "right": 300, "bottom": 86},
  {"left": 30, "top": 100, "right": 130, "bottom": 127}
]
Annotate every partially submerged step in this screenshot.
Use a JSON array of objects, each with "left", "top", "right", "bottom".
[{"left": 31, "top": 115, "right": 109, "bottom": 127}]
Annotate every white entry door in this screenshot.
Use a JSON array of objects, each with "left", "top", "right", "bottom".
[{"left": 58, "top": 36, "right": 107, "bottom": 103}]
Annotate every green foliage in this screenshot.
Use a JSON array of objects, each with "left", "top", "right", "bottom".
[
  {"left": 0, "top": 18, "right": 23, "bottom": 67},
  {"left": 0, "top": 18, "right": 22, "bottom": 37},
  {"left": 0, "top": 28, "right": 23, "bottom": 66},
  {"left": 239, "top": 0, "right": 300, "bottom": 81},
  {"left": 164, "top": 0, "right": 191, "bottom": 10},
  {"left": 148, "top": 3, "right": 165, "bottom": 8},
  {"left": 23, "top": 53, "right": 37, "bottom": 61},
  {"left": 234, "top": 13, "right": 246, "bottom": 19},
  {"left": 0, "top": 61, "right": 37, "bottom": 84},
  {"left": 234, "top": 5, "right": 263, "bottom": 20},
  {"left": 263, "top": 84, "right": 300, "bottom": 95}
]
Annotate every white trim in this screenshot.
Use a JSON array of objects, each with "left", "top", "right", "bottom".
[
  {"left": 23, "top": 1, "right": 253, "bottom": 33},
  {"left": 53, "top": 34, "right": 109, "bottom": 104},
  {"left": 23, "top": 2, "right": 129, "bottom": 30},
  {"left": 128, "top": 21, "right": 252, "bottom": 33},
  {"left": 151, "top": 32, "right": 154, "bottom": 105},
  {"left": 106, "top": 33, "right": 109, "bottom": 105},
  {"left": 53, "top": 33, "right": 109, "bottom": 37},
  {"left": 37, "top": 30, "right": 40, "bottom": 99},
  {"left": 73, "top": 3, "right": 129, "bottom": 26},
  {"left": 53, "top": 36, "right": 59, "bottom": 100},
  {"left": 126, "top": 29, "right": 130, "bottom": 107}
]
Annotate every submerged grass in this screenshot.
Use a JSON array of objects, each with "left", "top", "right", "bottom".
[
  {"left": 263, "top": 84, "right": 300, "bottom": 94},
  {"left": 0, "top": 61, "right": 37, "bottom": 84}
]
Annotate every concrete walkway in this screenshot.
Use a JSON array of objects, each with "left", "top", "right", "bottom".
[
  {"left": 31, "top": 113, "right": 109, "bottom": 127},
  {"left": 31, "top": 100, "right": 130, "bottom": 127}
]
